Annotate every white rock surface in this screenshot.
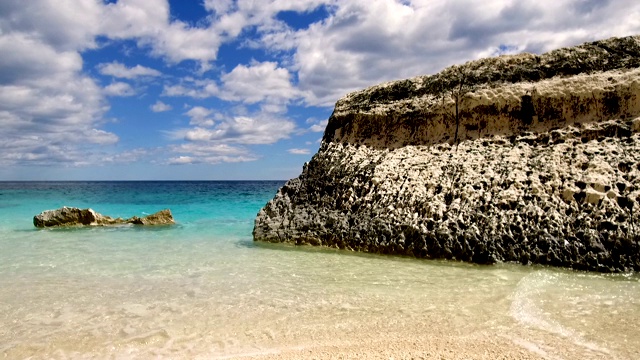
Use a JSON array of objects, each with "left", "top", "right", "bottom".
[{"left": 254, "top": 35, "right": 640, "bottom": 272}]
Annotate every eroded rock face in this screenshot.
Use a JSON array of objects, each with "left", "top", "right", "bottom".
[
  {"left": 254, "top": 35, "right": 640, "bottom": 272},
  {"left": 324, "top": 36, "right": 640, "bottom": 149},
  {"left": 33, "top": 207, "right": 175, "bottom": 228}
]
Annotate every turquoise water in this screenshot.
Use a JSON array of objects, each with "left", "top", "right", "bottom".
[{"left": 0, "top": 181, "right": 639, "bottom": 359}]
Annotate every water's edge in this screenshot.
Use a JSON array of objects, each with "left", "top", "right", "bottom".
[{"left": 1, "top": 182, "right": 638, "bottom": 359}]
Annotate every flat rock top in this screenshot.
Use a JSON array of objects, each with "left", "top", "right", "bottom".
[
  {"left": 332, "top": 35, "right": 640, "bottom": 116},
  {"left": 321, "top": 35, "right": 640, "bottom": 148}
]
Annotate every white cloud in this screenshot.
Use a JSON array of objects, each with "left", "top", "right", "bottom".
[
  {"left": 172, "top": 142, "right": 251, "bottom": 156},
  {"left": 185, "top": 106, "right": 216, "bottom": 127},
  {"left": 81, "top": 129, "right": 119, "bottom": 145},
  {"left": 0, "top": 0, "right": 223, "bottom": 69},
  {"left": 209, "top": 0, "right": 328, "bottom": 38},
  {"left": 98, "top": 61, "right": 162, "bottom": 79},
  {"left": 168, "top": 155, "right": 196, "bottom": 165},
  {"left": 0, "top": 0, "right": 103, "bottom": 51},
  {"left": 104, "top": 82, "right": 136, "bottom": 97},
  {"left": 149, "top": 21, "right": 221, "bottom": 70},
  {"left": 161, "top": 61, "right": 300, "bottom": 108},
  {"left": 168, "top": 142, "right": 259, "bottom": 165},
  {"left": 255, "top": 0, "right": 640, "bottom": 106},
  {"left": 100, "top": 0, "right": 222, "bottom": 70},
  {"left": 307, "top": 118, "right": 328, "bottom": 132},
  {"left": 0, "top": 32, "right": 82, "bottom": 83},
  {"left": 3, "top": 0, "right": 640, "bottom": 171},
  {"left": 162, "top": 106, "right": 296, "bottom": 164},
  {"left": 162, "top": 79, "right": 219, "bottom": 98},
  {"left": 176, "top": 115, "right": 296, "bottom": 145},
  {"left": 10, "top": 0, "right": 640, "bottom": 112},
  {"left": 288, "top": 148, "right": 310, "bottom": 155},
  {"left": 0, "top": 30, "right": 114, "bottom": 166},
  {"left": 219, "top": 61, "right": 300, "bottom": 105},
  {"left": 163, "top": 106, "right": 298, "bottom": 165},
  {"left": 150, "top": 100, "right": 172, "bottom": 112},
  {"left": 182, "top": 127, "right": 216, "bottom": 142},
  {"left": 103, "top": 148, "right": 150, "bottom": 163},
  {"left": 203, "top": 0, "right": 235, "bottom": 15},
  {"left": 161, "top": 60, "right": 301, "bottom": 163}
]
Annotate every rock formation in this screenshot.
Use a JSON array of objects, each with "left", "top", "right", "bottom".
[
  {"left": 33, "top": 207, "right": 175, "bottom": 228},
  {"left": 253, "top": 35, "right": 640, "bottom": 272}
]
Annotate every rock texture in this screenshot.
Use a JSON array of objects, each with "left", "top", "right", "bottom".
[
  {"left": 33, "top": 207, "right": 175, "bottom": 228},
  {"left": 254, "top": 35, "right": 640, "bottom": 273}
]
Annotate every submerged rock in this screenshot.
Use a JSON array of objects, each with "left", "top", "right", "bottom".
[
  {"left": 127, "top": 209, "right": 175, "bottom": 226},
  {"left": 254, "top": 35, "right": 640, "bottom": 272},
  {"left": 33, "top": 207, "right": 175, "bottom": 228}
]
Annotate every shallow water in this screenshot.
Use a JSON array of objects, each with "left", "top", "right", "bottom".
[{"left": 0, "top": 181, "right": 638, "bottom": 359}]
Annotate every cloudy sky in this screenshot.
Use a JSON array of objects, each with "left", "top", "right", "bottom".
[{"left": 1, "top": 0, "right": 639, "bottom": 180}]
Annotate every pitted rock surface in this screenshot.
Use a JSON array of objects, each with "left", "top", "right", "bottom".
[{"left": 254, "top": 35, "right": 640, "bottom": 272}]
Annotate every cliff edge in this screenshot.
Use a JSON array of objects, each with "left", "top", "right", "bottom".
[{"left": 254, "top": 35, "right": 640, "bottom": 272}]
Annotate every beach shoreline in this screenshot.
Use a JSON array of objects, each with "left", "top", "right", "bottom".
[
  {"left": 1, "top": 182, "right": 639, "bottom": 360},
  {"left": 231, "top": 336, "right": 544, "bottom": 360}
]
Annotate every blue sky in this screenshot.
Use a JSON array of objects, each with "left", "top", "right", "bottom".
[{"left": 1, "top": 0, "right": 639, "bottom": 180}]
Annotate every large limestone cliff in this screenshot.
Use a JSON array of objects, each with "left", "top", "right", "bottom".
[{"left": 254, "top": 35, "right": 640, "bottom": 272}]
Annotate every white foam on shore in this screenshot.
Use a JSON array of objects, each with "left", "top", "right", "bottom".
[{"left": 509, "top": 271, "right": 613, "bottom": 357}]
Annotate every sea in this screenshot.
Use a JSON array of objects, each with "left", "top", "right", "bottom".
[{"left": 0, "top": 181, "right": 639, "bottom": 359}]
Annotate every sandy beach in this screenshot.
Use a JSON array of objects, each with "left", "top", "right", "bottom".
[
  {"left": 236, "top": 336, "right": 543, "bottom": 360},
  {"left": 2, "top": 182, "right": 638, "bottom": 360}
]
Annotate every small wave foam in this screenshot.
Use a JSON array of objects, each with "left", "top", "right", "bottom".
[{"left": 510, "top": 271, "right": 611, "bottom": 357}]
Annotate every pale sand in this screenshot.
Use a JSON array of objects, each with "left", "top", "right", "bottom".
[
  {"left": 221, "top": 321, "right": 625, "bottom": 360},
  {"left": 233, "top": 335, "right": 543, "bottom": 359}
]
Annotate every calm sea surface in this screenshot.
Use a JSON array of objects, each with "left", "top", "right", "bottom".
[{"left": 0, "top": 181, "right": 639, "bottom": 359}]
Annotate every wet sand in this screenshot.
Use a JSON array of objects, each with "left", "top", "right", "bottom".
[{"left": 236, "top": 335, "right": 543, "bottom": 359}]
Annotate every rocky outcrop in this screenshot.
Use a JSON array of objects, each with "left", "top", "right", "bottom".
[
  {"left": 33, "top": 207, "right": 175, "bottom": 228},
  {"left": 254, "top": 35, "right": 640, "bottom": 272},
  {"left": 324, "top": 35, "right": 640, "bottom": 148}
]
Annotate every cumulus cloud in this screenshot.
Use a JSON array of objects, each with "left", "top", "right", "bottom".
[
  {"left": 185, "top": 106, "right": 216, "bottom": 127},
  {"left": 0, "top": 32, "right": 114, "bottom": 166},
  {"left": 219, "top": 61, "right": 300, "bottom": 105},
  {"left": 2, "top": 0, "right": 640, "bottom": 171},
  {"left": 98, "top": 61, "right": 162, "bottom": 79},
  {"left": 176, "top": 115, "right": 296, "bottom": 145},
  {"left": 288, "top": 148, "right": 311, "bottom": 155},
  {"left": 0, "top": 32, "right": 83, "bottom": 84},
  {"left": 131, "top": 0, "right": 640, "bottom": 107},
  {"left": 168, "top": 156, "right": 196, "bottom": 165},
  {"left": 81, "top": 129, "right": 120, "bottom": 145},
  {"left": 159, "top": 61, "right": 302, "bottom": 162},
  {"left": 172, "top": 142, "right": 251, "bottom": 156},
  {"left": 104, "top": 82, "right": 136, "bottom": 97},
  {"left": 103, "top": 148, "right": 150, "bottom": 163},
  {"left": 0, "top": 0, "right": 102, "bottom": 51},
  {"left": 165, "top": 108, "right": 297, "bottom": 164},
  {"left": 150, "top": 100, "right": 172, "bottom": 112},
  {"left": 100, "top": 0, "right": 221, "bottom": 70},
  {"left": 306, "top": 118, "right": 328, "bottom": 132},
  {"left": 162, "top": 79, "right": 219, "bottom": 98},
  {"left": 168, "top": 143, "right": 258, "bottom": 165},
  {"left": 0, "top": 0, "right": 235, "bottom": 167},
  {"left": 0, "top": 1, "right": 116, "bottom": 166},
  {"left": 207, "top": 0, "right": 328, "bottom": 38},
  {"left": 254, "top": 0, "right": 640, "bottom": 105},
  {"left": 161, "top": 61, "right": 301, "bottom": 109}
]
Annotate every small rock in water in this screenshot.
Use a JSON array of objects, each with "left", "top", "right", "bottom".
[
  {"left": 33, "top": 206, "right": 175, "bottom": 228},
  {"left": 127, "top": 209, "right": 175, "bottom": 226}
]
